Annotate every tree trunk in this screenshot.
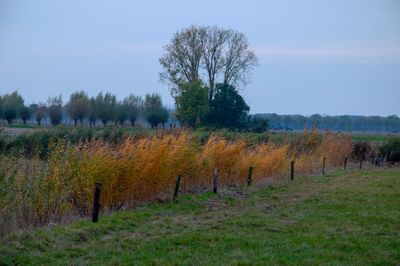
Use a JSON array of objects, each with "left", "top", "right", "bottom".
[
  {"left": 208, "top": 79, "right": 214, "bottom": 106},
  {"left": 74, "top": 119, "right": 78, "bottom": 126}
]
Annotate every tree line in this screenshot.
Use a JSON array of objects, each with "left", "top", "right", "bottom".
[
  {"left": 0, "top": 25, "right": 268, "bottom": 132},
  {"left": 0, "top": 88, "right": 268, "bottom": 132},
  {"left": 260, "top": 113, "right": 400, "bottom": 133},
  {"left": 0, "top": 91, "right": 170, "bottom": 128}
]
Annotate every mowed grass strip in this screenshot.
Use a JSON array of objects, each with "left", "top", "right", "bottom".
[{"left": 1, "top": 168, "right": 399, "bottom": 265}]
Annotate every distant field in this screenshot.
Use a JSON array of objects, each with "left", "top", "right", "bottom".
[
  {"left": 1, "top": 124, "right": 397, "bottom": 143},
  {"left": 351, "top": 133, "right": 398, "bottom": 143},
  {"left": 1, "top": 168, "right": 399, "bottom": 265}
]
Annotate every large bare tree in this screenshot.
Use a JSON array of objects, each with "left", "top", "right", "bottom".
[
  {"left": 159, "top": 25, "right": 207, "bottom": 99},
  {"left": 202, "top": 26, "right": 230, "bottom": 104},
  {"left": 160, "top": 25, "right": 258, "bottom": 104},
  {"left": 222, "top": 31, "right": 258, "bottom": 86}
]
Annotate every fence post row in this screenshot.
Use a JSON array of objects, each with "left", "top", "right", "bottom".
[
  {"left": 92, "top": 182, "right": 102, "bottom": 223},
  {"left": 344, "top": 157, "right": 348, "bottom": 171},
  {"left": 173, "top": 175, "right": 181, "bottom": 201},
  {"left": 290, "top": 161, "right": 295, "bottom": 181},
  {"left": 322, "top": 157, "right": 326, "bottom": 175},
  {"left": 247, "top": 166, "right": 254, "bottom": 187},
  {"left": 213, "top": 168, "right": 219, "bottom": 193}
]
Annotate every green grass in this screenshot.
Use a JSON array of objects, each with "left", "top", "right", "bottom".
[
  {"left": 1, "top": 168, "right": 400, "bottom": 265},
  {"left": 8, "top": 124, "right": 39, "bottom": 129},
  {"left": 351, "top": 133, "right": 396, "bottom": 143}
]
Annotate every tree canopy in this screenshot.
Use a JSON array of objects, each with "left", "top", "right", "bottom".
[
  {"left": 176, "top": 81, "right": 210, "bottom": 127},
  {"left": 67, "top": 91, "right": 90, "bottom": 126},
  {"left": 123, "top": 94, "right": 143, "bottom": 127},
  {"left": 144, "top": 93, "right": 168, "bottom": 128},
  {"left": 47, "top": 95, "right": 63, "bottom": 126},
  {"left": 160, "top": 25, "right": 258, "bottom": 103},
  {"left": 209, "top": 84, "right": 250, "bottom": 129},
  {"left": 95, "top": 92, "right": 117, "bottom": 126},
  {"left": 2, "top": 91, "right": 24, "bottom": 124}
]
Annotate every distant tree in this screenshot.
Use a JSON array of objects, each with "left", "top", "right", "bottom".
[
  {"left": 209, "top": 84, "right": 249, "bottom": 129},
  {"left": 248, "top": 116, "right": 269, "bottom": 133},
  {"left": 387, "top": 115, "right": 400, "bottom": 132},
  {"left": 115, "top": 101, "right": 128, "bottom": 126},
  {"left": 3, "top": 109, "right": 17, "bottom": 125},
  {"left": 19, "top": 106, "right": 31, "bottom": 124},
  {"left": 88, "top": 97, "right": 97, "bottom": 127},
  {"left": 176, "top": 80, "right": 209, "bottom": 127},
  {"left": 123, "top": 94, "right": 143, "bottom": 127},
  {"left": 2, "top": 91, "right": 24, "bottom": 124},
  {"left": 47, "top": 95, "right": 63, "bottom": 126},
  {"left": 0, "top": 96, "right": 3, "bottom": 120},
  {"left": 144, "top": 93, "right": 169, "bottom": 128},
  {"left": 308, "top": 114, "right": 323, "bottom": 129},
  {"left": 29, "top": 104, "right": 38, "bottom": 118},
  {"left": 35, "top": 104, "right": 47, "bottom": 126},
  {"left": 337, "top": 115, "right": 352, "bottom": 131},
  {"left": 380, "top": 138, "right": 400, "bottom": 164},
  {"left": 95, "top": 92, "right": 116, "bottom": 126},
  {"left": 67, "top": 91, "right": 90, "bottom": 126}
]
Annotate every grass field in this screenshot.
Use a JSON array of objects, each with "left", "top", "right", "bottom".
[
  {"left": 351, "top": 133, "right": 398, "bottom": 143},
  {"left": 1, "top": 168, "right": 399, "bottom": 265}
]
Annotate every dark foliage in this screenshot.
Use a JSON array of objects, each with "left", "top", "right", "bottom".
[
  {"left": 0, "top": 127, "right": 133, "bottom": 159},
  {"left": 209, "top": 84, "right": 249, "bottom": 129},
  {"left": 380, "top": 138, "right": 400, "bottom": 164},
  {"left": 352, "top": 141, "right": 372, "bottom": 162},
  {"left": 247, "top": 116, "right": 269, "bottom": 133}
]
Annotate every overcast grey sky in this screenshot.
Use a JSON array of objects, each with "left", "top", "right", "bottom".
[{"left": 0, "top": 0, "right": 399, "bottom": 116}]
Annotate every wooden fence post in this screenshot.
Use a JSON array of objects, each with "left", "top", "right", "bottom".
[
  {"left": 173, "top": 175, "right": 181, "bottom": 201},
  {"left": 322, "top": 157, "right": 326, "bottom": 175},
  {"left": 344, "top": 157, "right": 348, "bottom": 171},
  {"left": 247, "top": 167, "right": 254, "bottom": 187},
  {"left": 92, "top": 182, "right": 102, "bottom": 223},
  {"left": 213, "top": 168, "right": 219, "bottom": 193},
  {"left": 290, "top": 161, "right": 295, "bottom": 181}
]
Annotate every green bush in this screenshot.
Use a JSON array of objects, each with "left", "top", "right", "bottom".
[
  {"left": 380, "top": 137, "right": 400, "bottom": 164},
  {"left": 0, "top": 127, "right": 135, "bottom": 158}
]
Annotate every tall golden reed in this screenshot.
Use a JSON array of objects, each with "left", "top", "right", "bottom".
[{"left": 0, "top": 130, "right": 352, "bottom": 235}]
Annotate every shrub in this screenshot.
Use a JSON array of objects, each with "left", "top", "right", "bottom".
[
  {"left": 380, "top": 137, "right": 400, "bottom": 164},
  {"left": 352, "top": 141, "right": 372, "bottom": 162},
  {"left": 0, "top": 127, "right": 133, "bottom": 158}
]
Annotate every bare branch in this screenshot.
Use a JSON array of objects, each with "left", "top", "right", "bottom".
[{"left": 159, "top": 25, "right": 258, "bottom": 103}]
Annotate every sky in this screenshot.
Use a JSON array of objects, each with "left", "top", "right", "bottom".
[{"left": 0, "top": 0, "right": 399, "bottom": 116}]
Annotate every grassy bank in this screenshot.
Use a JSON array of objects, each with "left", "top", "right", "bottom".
[{"left": 1, "top": 168, "right": 399, "bottom": 265}]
